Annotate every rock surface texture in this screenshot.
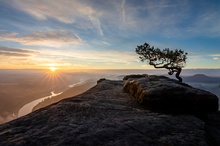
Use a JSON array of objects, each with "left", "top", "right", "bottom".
[
  {"left": 123, "top": 75, "right": 219, "bottom": 113},
  {"left": 0, "top": 75, "right": 219, "bottom": 146}
]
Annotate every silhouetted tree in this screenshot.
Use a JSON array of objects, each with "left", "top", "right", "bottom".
[{"left": 136, "top": 43, "right": 187, "bottom": 82}]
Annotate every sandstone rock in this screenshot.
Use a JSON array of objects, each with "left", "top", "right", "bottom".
[
  {"left": 123, "top": 75, "right": 219, "bottom": 113},
  {"left": 97, "top": 78, "right": 106, "bottom": 83},
  {"left": 0, "top": 79, "right": 210, "bottom": 145},
  {"left": 123, "top": 74, "right": 147, "bottom": 80}
]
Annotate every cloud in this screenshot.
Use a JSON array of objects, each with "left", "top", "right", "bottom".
[
  {"left": 6, "top": 0, "right": 220, "bottom": 38},
  {"left": 0, "top": 46, "right": 39, "bottom": 69},
  {"left": 0, "top": 52, "right": 30, "bottom": 57},
  {"left": 213, "top": 57, "right": 219, "bottom": 60},
  {"left": 88, "top": 13, "right": 103, "bottom": 36},
  {"left": 121, "top": 0, "right": 126, "bottom": 23},
  {"left": 41, "top": 48, "right": 138, "bottom": 65},
  {"left": 191, "top": 11, "right": 220, "bottom": 37},
  {"left": 208, "top": 54, "right": 220, "bottom": 60},
  {"left": 11, "top": 0, "right": 75, "bottom": 23},
  {"left": 11, "top": 0, "right": 104, "bottom": 36},
  {"left": 97, "top": 41, "right": 111, "bottom": 45},
  {"left": 211, "top": 54, "right": 220, "bottom": 57},
  {"left": 0, "top": 46, "right": 39, "bottom": 53},
  {"left": 0, "top": 46, "right": 39, "bottom": 57},
  {"left": 0, "top": 30, "right": 82, "bottom": 47},
  {"left": 28, "top": 48, "right": 140, "bottom": 70},
  {"left": 210, "top": 54, "right": 220, "bottom": 61}
]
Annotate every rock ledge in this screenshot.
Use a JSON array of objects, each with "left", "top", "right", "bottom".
[{"left": 123, "top": 75, "right": 219, "bottom": 113}]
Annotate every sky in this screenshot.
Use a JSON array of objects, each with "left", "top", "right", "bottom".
[{"left": 0, "top": 0, "right": 220, "bottom": 70}]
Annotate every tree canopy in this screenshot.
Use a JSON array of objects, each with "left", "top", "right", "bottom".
[{"left": 136, "top": 43, "right": 188, "bottom": 82}]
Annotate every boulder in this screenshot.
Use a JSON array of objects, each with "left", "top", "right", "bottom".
[{"left": 123, "top": 75, "right": 219, "bottom": 113}]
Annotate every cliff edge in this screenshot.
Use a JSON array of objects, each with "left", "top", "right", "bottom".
[
  {"left": 0, "top": 75, "right": 219, "bottom": 146},
  {"left": 123, "top": 75, "right": 218, "bottom": 113}
]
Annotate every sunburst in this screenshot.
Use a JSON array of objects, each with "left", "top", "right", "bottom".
[
  {"left": 49, "top": 67, "right": 57, "bottom": 72},
  {"left": 40, "top": 67, "right": 67, "bottom": 90}
]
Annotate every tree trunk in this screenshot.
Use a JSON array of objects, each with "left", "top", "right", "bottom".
[
  {"left": 154, "top": 64, "right": 183, "bottom": 82},
  {"left": 175, "top": 68, "right": 182, "bottom": 82}
]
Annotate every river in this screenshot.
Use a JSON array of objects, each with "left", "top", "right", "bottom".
[
  {"left": 18, "top": 91, "right": 62, "bottom": 118},
  {"left": 17, "top": 78, "right": 89, "bottom": 118}
]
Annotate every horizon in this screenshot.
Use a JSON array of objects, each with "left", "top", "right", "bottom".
[
  {"left": 1, "top": 68, "right": 220, "bottom": 77},
  {"left": 0, "top": 0, "right": 220, "bottom": 70}
]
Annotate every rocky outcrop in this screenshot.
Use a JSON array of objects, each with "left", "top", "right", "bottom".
[
  {"left": 0, "top": 76, "right": 219, "bottom": 145},
  {"left": 122, "top": 74, "right": 147, "bottom": 80},
  {"left": 123, "top": 75, "right": 219, "bottom": 113}
]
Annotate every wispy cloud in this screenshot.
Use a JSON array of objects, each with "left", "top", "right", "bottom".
[
  {"left": 0, "top": 46, "right": 39, "bottom": 53},
  {"left": 11, "top": 0, "right": 104, "bottom": 36},
  {"left": 0, "top": 46, "right": 39, "bottom": 57},
  {"left": 88, "top": 13, "right": 103, "bottom": 36},
  {"left": 213, "top": 57, "right": 219, "bottom": 60},
  {"left": 7, "top": 0, "right": 220, "bottom": 38},
  {"left": 0, "top": 52, "right": 30, "bottom": 57},
  {"left": 0, "top": 46, "right": 40, "bottom": 69},
  {"left": 98, "top": 41, "right": 111, "bottom": 45},
  {"left": 121, "top": 0, "right": 126, "bottom": 23},
  {"left": 211, "top": 54, "right": 220, "bottom": 57},
  {"left": 0, "top": 30, "right": 82, "bottom": 47},
  {"left": 191, "top": 11, "right": 220, "bottom": 37},
  {"left": 41, "top": 48, "right": 137, "bottom": 65},
  {"left": 210, "top": 54, "right": 220, "bottom": 61}
]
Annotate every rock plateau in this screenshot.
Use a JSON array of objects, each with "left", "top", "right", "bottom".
[{"left": 0, "top": 75, "right": 219, "bottom": 146}]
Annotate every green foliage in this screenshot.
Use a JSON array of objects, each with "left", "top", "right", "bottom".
[
  {"left": 136, "top": 43, "right": 187, "bottom": 69},
  {"left": 135, "top": 43, "right": 188, "bottom": 82}
]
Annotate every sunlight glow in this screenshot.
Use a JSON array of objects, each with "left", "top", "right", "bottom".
[
  {"left": 41, "top": 69, "right": 67, "bottom": 89},
  {"left": 49, "top": 67, "right": 58, "bottom": 72}
]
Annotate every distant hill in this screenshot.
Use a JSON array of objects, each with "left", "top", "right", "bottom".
[{"left": 183, "top": 74, "right": 220, "bottom": 83}]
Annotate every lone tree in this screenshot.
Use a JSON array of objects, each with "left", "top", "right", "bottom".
[{"left": 136, "top": 43, "right": 187, "bottom": 82}]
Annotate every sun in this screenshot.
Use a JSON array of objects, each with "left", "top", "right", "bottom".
[{"left": 49, "top": 67, "right": 58, "bottom": 72}]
